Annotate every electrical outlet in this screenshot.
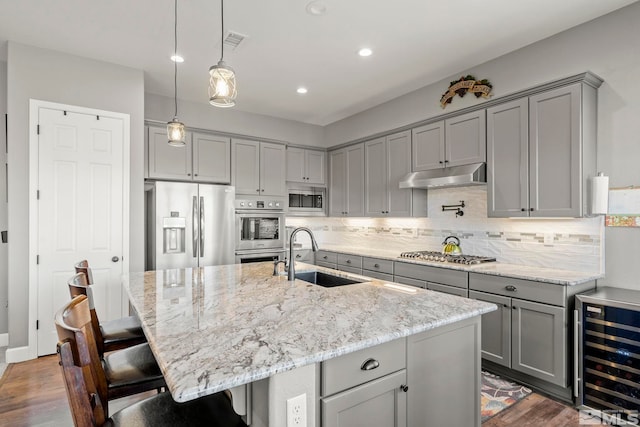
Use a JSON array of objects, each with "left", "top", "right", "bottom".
[{"left": 286, "top": 393, "right": 307, "bottom": 427}]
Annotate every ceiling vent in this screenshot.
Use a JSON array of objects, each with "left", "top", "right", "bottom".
[{"left": 223, "top": 31, "right": 248, "bottom": 51}]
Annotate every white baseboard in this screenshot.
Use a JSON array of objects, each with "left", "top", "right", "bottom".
[
  {"left": 0, "top": 333, "right": 7, "bottom": 347},
  {"left": 6, "top": 345, "right": 34, "bottom": 363}
]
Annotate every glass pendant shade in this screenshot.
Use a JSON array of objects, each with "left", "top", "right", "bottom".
[
  {"left": 209, "top": 60, "right": 237, "bottom": 107},
  {"left": 167, "top": 119, "right": 186, "bottom": 146}
]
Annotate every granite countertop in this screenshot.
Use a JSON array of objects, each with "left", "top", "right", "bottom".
[
  {"left": 123, "top": 262, "right": 495, "bottom": 403},
  {"left": 318, "top": 244, "right": 603, "bottom": 286}
]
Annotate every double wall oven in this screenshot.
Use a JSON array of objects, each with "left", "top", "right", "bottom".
[{"left": 234, "top": 197, "right": 286, "bottom": 263}]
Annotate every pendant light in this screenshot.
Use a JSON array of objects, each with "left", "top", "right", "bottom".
[
  {"left": 208, "top": 0, "right": 237, "bottom": 107},
  {"left": 167, "top": 0, "right": 186, "bottom": 146}
]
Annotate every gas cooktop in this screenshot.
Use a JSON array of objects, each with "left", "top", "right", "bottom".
[{"left": 399, "top": 251, "right": 496, "bottom": 265}]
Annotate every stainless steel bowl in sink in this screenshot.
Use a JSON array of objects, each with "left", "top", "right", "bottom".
[{"left": 295, "top": 271, "right": 363, "bottom": 287}]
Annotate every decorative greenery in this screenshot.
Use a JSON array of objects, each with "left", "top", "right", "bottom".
[{"left": 440, "top": 75, "right": 493, "bottom": 108}]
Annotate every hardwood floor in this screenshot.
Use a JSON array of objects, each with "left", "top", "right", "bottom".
[{"left": 0, "top": 354, "right": 596, "bottom": 426}]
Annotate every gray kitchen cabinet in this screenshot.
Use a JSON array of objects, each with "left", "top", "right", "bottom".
[
  {"left": 329, "top": 143, "right": 365, "bottom": 217},
  {"left": 362, "top": 257, "right": 394, "bottom": 281},
  {"left": 469, "top": 290, "right": 511, "bottom": 367},
  {"left": 412, "top": 110, "right": 486, "bottom": 171},
  {"left": 147, "top": 125, "right": 231, "bottom": 184},
  {"left": 286, "top": 147, "right": 326, "bottom": 185},
  {"left": 232, "top": 139, "right": 286, "bottom": 196},
  {"left": 192, "top": 132, "right": 231, "bottom": 183},
  {"left": 365, "top": 131, "right": 424, "bottom": 217},
  {"left": 427, "top": 281, "right": 468, "bottom": 297},
  {"left": 407, "top": 317, "right": 482, "bottom": 427},
  {"left": 487, "top": 81, "right": 598, "bottom": 218},
  {"left": 315, "top": 250, "right": 338, "bottom": 269},
  {"left": 394, "top": 262, "right": 468, "bottom": 295}
]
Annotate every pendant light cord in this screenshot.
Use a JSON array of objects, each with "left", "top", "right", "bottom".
[
  {"left": 174, "top": 0, "right": 178, "bottom": 118},
  {"left": 220, "top": 0, "right": 224, "bottom": 62}
]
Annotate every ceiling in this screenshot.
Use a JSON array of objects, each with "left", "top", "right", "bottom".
[{"left": 0, "top": 0, "right": 636, "bottom": 126}]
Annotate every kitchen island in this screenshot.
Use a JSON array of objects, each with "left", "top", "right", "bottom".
[{"left": 123, "top": 262, "right": 496, "bottom": 426}]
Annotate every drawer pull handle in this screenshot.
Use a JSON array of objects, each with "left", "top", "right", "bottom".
[
  {"left": 400, "top": 384, "right": 409, "bottom": 393},
  {"left": 374, "top": 263, "right": 380, "bottom": 268},
  {"left": 346, "top": 260, "right": 351, "bottom": 264},
  {"left": 505, "top": 285, "right": 517, "bottom": 292},
  {"left": 323, "top": 256, "right": 328, "bottom": 259},
  {"left": 360, "top": 358, "right": 380, "bottom": 371}
]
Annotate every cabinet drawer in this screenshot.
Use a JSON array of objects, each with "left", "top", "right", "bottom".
[
  {"left": 337, "top": 265, "right": 363, "bottom": 275},
  {"left": 316, "top": 251, "right": 337, "bottom": 264},
  {"left": 394, "top": 262, "right": 468, "bottom": 289},
  {"left": 322, "top": 338, "right": 406, "bottom": 397},
  {"left": 393, "top": 276, "right": 427, "bottom": 289},
  {"left": 363, "top": 271, "right": 394, "bottom": 282},
  {"left": 362, "top": 257, "right": 393, "bottom": 274},
  {"left": 427, "top": 282, "right": 468, "bottom": 298},
  {"left": 337, "top": 253, "right": 363, "bottom": 268},
  {"left": 469, "top": 273, "right": 565, "bottom": 306},
  {"left": 316, "top": 261, "right": 337, "bottom": 269}
]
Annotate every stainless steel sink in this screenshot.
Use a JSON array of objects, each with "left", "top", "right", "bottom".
[{"left": 295, "top": 271, "right": 364, "bottom": 287}]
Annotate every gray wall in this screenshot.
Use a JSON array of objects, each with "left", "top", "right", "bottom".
[
  {"left": 145, "top": 93, "right": 325, "bottom": 147},
  {"left": 6, "top": 42, "right": 145, "bottom": 348},
  {"left": 325, "top": 3, "right": 640, "bottom": 289},
  {"left": 0, "top": 61, "right": 7, "bottom": 336}
]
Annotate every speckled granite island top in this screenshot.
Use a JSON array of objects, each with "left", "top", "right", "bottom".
[{"left": 123, "top": 262, "right": 495, "bottom": 403}]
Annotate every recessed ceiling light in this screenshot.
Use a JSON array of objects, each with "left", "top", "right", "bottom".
[
  {"left": 306, "top": 1, "right": 327, "bottom": 16},
  {"left": 358, "top": 48, "right": 373, "bottom": 57},
  {"left": 171, "top": 55, "right": 184, "bottom": 63},
  {"left": 297, "top": 87, "right": 308, "bottom": 94}
]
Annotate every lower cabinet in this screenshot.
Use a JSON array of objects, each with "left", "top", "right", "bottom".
[{"left": 321, "top": 370, "right": 407, "bottom": 427}]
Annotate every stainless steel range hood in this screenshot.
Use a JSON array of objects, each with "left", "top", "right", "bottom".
[{"left": 399, "top": 163, "right": 486, "bottom": 189}]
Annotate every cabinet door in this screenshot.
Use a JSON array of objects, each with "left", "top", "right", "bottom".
[
  {"left": 322, "top": 370, "right": 407, "bottom": 427},
  {"left": 148, "top": 125, "right": 193, "bottom": 180},
  {"left": 305, "top": 150, "right": 326, "bottom": 185},
  {"left": 529, "top": 84, "right": 581, "bottom": 217},
  {"left": 192, "top": 132, "right": 231, "bottom": 184},
  {"left": 286, "top": 147, "right": 305, "bottom": 183},
  {"left": 260, "top": 142, "right": 286, "bottom": 196},
  {"left": 329, "top": 149, "right": 346, "bottom": 216},
  {"left": 387, "top": 131, "right": 412, "bottom": 217},
  {"left": 345, "top": 143, "right": 365, "bottom": 217},
  {"left": 232, "top": 139, "right": 260, "bottom": 195},
  {"left": 365, "top": 137, "right": 388, "bottom": 217},
  {"left": 412, "top": 121, "right": 444, "bottom": 171},
  {"left": 445, "top": 110, "right": 486, "bottom": 167},
  {"left": 512, "top": 299, "right": 566, "bottom": 387},
  {"left": 469, "top": 290, "right": 511, "bottom": 368},
  {"left": 486, "top": 99, "right": 529, "bottom": 217}
]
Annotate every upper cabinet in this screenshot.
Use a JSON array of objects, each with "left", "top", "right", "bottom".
[
  {"left": 286, "top": 147, "right": 326, "bottom": 185},
  {"left": 147, "top": 125, "right": 231, "bottom": 184},
  {"left": 365, "top": 131, "right": 425, "bottom": 217},
  {"left": 487, "top": 82, "right": 597, "bottom": 217},
  {"left": 233, "top": 139, "right": 286, "bottom": 197},
  {"left": 412, "top": 110, "right": 486, "bottom": 171},
  {"left": 329, "top": 144, "right": 365, "bottom": 217}
]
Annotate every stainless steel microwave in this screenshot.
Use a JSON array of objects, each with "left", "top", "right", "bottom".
[{"left": 288, "top": 189, "right": 325, "bottom": 215}]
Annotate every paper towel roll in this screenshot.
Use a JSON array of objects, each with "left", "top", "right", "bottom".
[{"left": 591, "top": 173, "right": 609, "bottom": 215}]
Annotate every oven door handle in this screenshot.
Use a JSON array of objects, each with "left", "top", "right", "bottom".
[{"left": 192, "top": 196, "right": 198, "bottom": 258}]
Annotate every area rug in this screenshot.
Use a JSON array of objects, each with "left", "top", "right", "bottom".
[{"left": 481, "top": 370, "right": 532, "bottom": 423}]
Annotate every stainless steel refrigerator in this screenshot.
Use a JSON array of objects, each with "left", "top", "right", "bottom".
[{"left": 145, "top": 181, "right": 235, "bottom": 270}]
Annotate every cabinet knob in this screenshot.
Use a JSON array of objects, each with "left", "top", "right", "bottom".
[
  {"left": 521, "top": 208, "right": 526, "bottom": 212},
  {"left": 444, "top": 160, "right": 449, "bottom": 163},
  {"left": 374, "top": 264, "right": 380, "bottom": 268},
  {"left": 261, "top": 189, "right": 265, "bottom": 192},
  {"left": 530, "top": 208, "right": 534, "bottom": 211},
  {"left": 400, "top": 384, "right": 409, "bottom": 393},
  {"left": 503, "top": 304, "right": 509, "bottom": 308},
  {"left": 256, "top": 189, "right": 260, "bottom": 193},
  {"left": 505, "top": 285, "right": 517, "bottom": 292},
  {"left": 512, "top": 306, "right": 517, "bottom": 310},
  {"left": 194, "top": 174, "right": 198, "bottom": 176},
  {"left": 439, "top": 161, "right": 444, "bottom": 164},
  {"left": 296, "top": 254, "right": 301, "bottom": 259},
  {"left": 187, "top": 173, "right": 191, "bottom": 176},
  {"left": 360, "top": 358, "right": 380, "bottom": 371},
  {"left": 323, "top": 256, "right": 328, "bottom": 259},
  {"left": 346, "top": 259, "right": 351, "bottom": 264}
]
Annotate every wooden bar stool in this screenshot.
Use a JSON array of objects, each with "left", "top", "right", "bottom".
[
  {"left": 55, "top": 295, "right": 247, "bottom": 427},
  {"left": 67, "top": 273, "right": 165, "bottom": 400},
  {"left": 71, "top": 261, "right": 146, "bottom": 354}
]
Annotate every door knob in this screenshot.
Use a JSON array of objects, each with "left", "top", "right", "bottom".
[{"left": 111, "top": 256, "right": 120, "bottom": 263}]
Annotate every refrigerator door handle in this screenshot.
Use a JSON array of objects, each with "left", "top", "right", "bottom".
[
  {"left": 573, "top": 309, "right": 581, "bottom": 398},
  {"left": 192, "top": 196, "right": 198, "bottom": 258},
  {"left": 200, "top": 196, "right": 205, "bottom": 257}
]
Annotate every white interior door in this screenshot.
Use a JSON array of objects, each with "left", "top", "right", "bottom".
[{"left": 36, "top": 106, "right": 126, "bottom": 356}]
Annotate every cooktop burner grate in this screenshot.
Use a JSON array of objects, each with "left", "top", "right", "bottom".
[{"left": 399, "top": 251, "right": 496, "bottom": 265}]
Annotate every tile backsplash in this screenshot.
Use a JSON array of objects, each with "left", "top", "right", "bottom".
[{"left": 286, "top": 186, "right": 604, "bottom": 273}]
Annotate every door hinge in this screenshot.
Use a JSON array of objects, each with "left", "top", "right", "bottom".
[
  {"left": 37, "top": 190, "right": 40, "bottom": 200},
  {"left": 36, "top": 254, "right": 39, "bottom": 265},
  {"left": 37, "top": 124, "right": 40, "bottom": 135},
  {"left": 36, "top": 320, "right": 39, "bottom": 330}
]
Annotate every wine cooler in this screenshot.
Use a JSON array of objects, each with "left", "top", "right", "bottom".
[{"left": 576, "top": 288, "right": 640, "bottom": 417}]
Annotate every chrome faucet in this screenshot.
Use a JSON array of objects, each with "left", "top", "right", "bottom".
[
  {"left": 288, "top": 227, "right": 319, "bottom": 281},
  {"left": 273, "top": 259, "right": 287, "bottom": 276}
]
